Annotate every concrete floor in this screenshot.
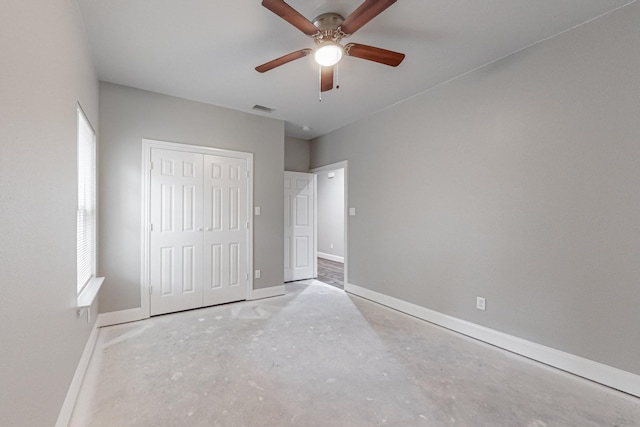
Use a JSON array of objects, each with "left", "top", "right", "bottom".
[{"left": 71, "top": 281, "right": 640, "bottom": 426}]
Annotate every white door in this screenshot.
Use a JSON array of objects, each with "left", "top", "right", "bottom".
[
  {"left": 284, "top": 172, "right": 315, "bottom": 282},
  {"left": 202, "top": 154, "right": 249, "bottom": 306},
  {"left": 150, "top": 148, "right": 250, "bottom": 316},
  {"left": 150, "top": 148, "right": 204, "bottom": 315}
]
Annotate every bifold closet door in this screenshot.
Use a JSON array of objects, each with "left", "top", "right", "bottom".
[
  {"left": 202, "top": 154, "right": 249, "bottom": 306},
  {"left": 149, "top": 148, "right": 204, "bottom": 316},
  {"left": 149, "top": 148, "right": 250, "bottom": 316}
]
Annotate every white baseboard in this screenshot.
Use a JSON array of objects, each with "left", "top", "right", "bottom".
[
  {"left": 317, "top": 252, "right": 344, "bottom": 263},
  {"left": 55, "top": 321, "right": 100, "bottom": 427},
  {"left": 95, "top": 288, "right": 288, "bottom": 326},
  {"left": 345, "top": 282, "right": 640, "bottom": 398},
  {"left": 250, "top": 285, "right": 285, "bottom": 300},
  {"left": 96, "top": 307, "right": 147, "bottom": 328}
]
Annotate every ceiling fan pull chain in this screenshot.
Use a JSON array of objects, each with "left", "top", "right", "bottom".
[
  {"left": 336, "top": 63, "right": 340, "bottom": 89},
  {"left": 319, "top": 65, "right": 323, "bottom": 102}
]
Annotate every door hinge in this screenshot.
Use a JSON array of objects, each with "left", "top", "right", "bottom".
[
  {"left": 149, "top": 285, "right": 153, "bottom": 295},
  {"left": 246, "top": 222, "right": 249, "bottom": 229},
  {"left": 150, "top": 223, "right": 154, "bottom": 232},
  {"left": 150, "top": 161, "right": 154, "bottom": 170},
  {"left": 246, "top": 171, "right": 249, "bottom": 179},
  {"left": 246, "top": 273, "right": 249, "bottom": 280}
]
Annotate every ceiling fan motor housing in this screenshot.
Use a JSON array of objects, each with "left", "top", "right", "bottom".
[{"left": 312, "top": 13, "right": 346, "bottom": 44}]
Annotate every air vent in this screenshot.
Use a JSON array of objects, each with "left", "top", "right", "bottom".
[{"left": 252, "top": 104, "right": 276, "bottom": 113}]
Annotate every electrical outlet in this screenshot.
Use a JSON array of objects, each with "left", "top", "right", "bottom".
[
  {"left": 349, "top": 208, "right": 356, "bottom": 216},
  {"left": 330, "top": 243, "right": 334, "bottom": 249},
  {"left": 254, "top": 206, "right": 261, "bottom": 216},
  {"left": 476, "top": 297, "right": 486, "bottom": 311},
  {"left": 255, "top": 270, "right": 261, "bottom": 279}
]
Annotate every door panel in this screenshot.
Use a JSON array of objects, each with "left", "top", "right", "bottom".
[
  {"left": 202, "top": 155, "right": 248, "bottom": 306},
  {"left": 295, "top": 194, "right": 309, "bottom": 226},
  {"left": 182, "top": 245, "right": 196, "bottom": 293},
  {"left": 160, "top": 246, "right": 174, "bottom": 295},
  {"left": 284, "top": 172, "right": 315, "bottom": 282},
  {"left": 150, "top": 148, "right": 204, "bottom": 315},
  {"left": 295, "top": 236, "right": 309, "bottom": 267}
]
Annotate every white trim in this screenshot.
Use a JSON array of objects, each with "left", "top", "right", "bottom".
[
  {"left": 249, "top": 285, "right": 285, "bottom": 300},
  {"left": 77, "top": 276, "right": 105, "bottom": 308},
  {"left": 96, "top": 308, "right": 146, "bottom": 328},
  {"left": 345, "top": 282, "right": 640, "bottom": 398},
  {"left": 140, "top": 142, "right": 151, "bottom": 319},
  {"left": 141, "top": 138, "right": 254, "bottom": 318},
  {"left": 55, "top": 321, "right": 100, "bottom": 427},
  {"left": 310, "top": 160, "right": 349, "bottom": 287},
  {"left": 313, "top": 174, "right": 318, "bottom": 278},
  {"left": 245, "top": 154, "right": 255, "bottom": 300},
  {"left": 317, "top": 252, "right": 344, "bottom": 263}
]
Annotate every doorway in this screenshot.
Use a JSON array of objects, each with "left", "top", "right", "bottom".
[{"left": 311, "top": 161, "right": 348, "bottom": 290}]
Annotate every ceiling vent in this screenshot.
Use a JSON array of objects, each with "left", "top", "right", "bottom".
[{"left": 252, "top": 104, "right": 276, "bottom": 113}]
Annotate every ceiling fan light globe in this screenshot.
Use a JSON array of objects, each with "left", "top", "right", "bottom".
[{"left": 314, "top": 43, "right": 344, "bottom": 67}]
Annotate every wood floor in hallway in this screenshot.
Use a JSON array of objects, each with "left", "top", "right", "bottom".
[{"left": 316, "top": 257, "right": 344, "bottom": 289}]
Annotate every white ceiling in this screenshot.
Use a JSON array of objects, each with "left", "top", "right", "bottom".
[{"left": 77, "top": 0, "right": 633, "bottom": 140}]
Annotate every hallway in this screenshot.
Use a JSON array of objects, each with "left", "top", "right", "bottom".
[{"left": 316, "top": 257, "right": 344, "bottom": 290}]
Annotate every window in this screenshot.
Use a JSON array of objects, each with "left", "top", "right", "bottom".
[{"left": 77, "top": 106, "right": 97, "bottom": 295}]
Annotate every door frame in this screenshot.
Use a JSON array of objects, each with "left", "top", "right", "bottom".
[
  {"left": 310, "top": 160, "right": 348, "bottom": 288},
  {"left": 141, "top": 138, "right": 254, "bottom": 318}
]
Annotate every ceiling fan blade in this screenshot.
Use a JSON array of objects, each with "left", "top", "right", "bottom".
[
  {"left": 255, "top": 49, "right": 312, "bottom": 73},
  {"left": 344, "top": 43, "right": 405, "bottom": 67},
  {"left": 321, "top": 66, "right": 334, "bottom": 92},
  {"left": 340, "top": 0, "right": 397, "bottom": 36},
  {"left": 262, "top": 0, "right": 320, "bottom": 36}
]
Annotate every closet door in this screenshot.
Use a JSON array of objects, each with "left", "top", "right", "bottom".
[
  {"left": 149, "top": 148, "right": 204, "bottom": 316},
  {"left": 202, "top": 154, "right": 249, "bottom": 306}
]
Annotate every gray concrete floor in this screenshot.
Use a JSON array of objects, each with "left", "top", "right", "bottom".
[{"left": 71, "top": 281, "right": 640, "bottom": 426}]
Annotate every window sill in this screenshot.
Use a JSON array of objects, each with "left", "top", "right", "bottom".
[{"left": 77, "top": 276, "right": 105, "bottom": 309}]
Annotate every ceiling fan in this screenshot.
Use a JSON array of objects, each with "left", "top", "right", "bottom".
[{"left": 256, "top": 0, "right": 405, "bottom": 93}]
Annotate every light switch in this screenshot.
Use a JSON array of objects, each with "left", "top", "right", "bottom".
[
  {"left": 254, "top": 207, "right": 261, "bottom": 216},
  {"left": 349, "top": 208, "right": 356, "bottom": 216}
]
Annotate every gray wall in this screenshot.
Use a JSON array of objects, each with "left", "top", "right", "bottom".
[
  {"left": 311, "top": 2, "right": 640, "bottom": 375},
  {"left": 0, "top": 0, "right": 99, "bottom": 424},
  {"left": 99, "top": 82, "right": 285, "bottom": 313},
  {"left": 284, "top": 136, "right": 311, "bottom": 172},
  {"left": 317, "top": 169, "right": 345, "bottom": 259}
]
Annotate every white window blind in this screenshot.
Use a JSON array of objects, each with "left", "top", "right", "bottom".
[{"left": 77, "top": 107, "right": 96, "bottom": 294}]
